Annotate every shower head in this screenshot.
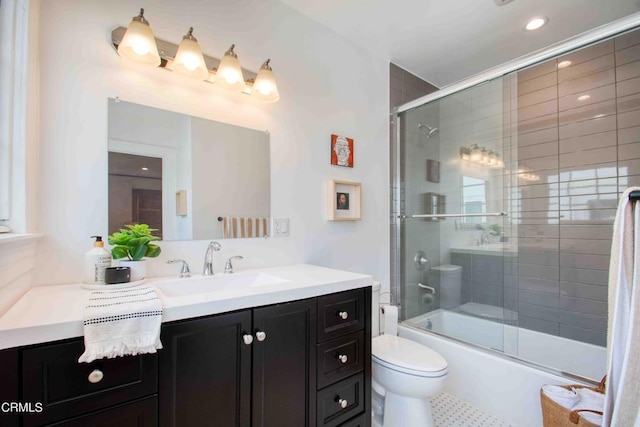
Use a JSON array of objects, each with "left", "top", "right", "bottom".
[{"left": 418, "top": 123, "right": 439, "bottom": 138}]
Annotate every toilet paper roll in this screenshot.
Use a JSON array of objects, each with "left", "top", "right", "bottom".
[{"left": 380, "top": 304, "right": 398, "bottom": 336}]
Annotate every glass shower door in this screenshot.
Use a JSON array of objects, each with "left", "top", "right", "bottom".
[{"left": 397, "top": 75, "right": 514, "bottom": 354}]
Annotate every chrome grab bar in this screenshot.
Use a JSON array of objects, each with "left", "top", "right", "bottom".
[{"left": 409, "top": 212, "right": 508, "bottom": 219}]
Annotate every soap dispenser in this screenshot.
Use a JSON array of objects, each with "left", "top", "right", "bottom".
[{"left": 83, "top": 236, "right": 112, "bottom": 285}]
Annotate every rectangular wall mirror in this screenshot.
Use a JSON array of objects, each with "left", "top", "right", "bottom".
[{"left": 108, "top": 98, "right": 270, "bottom": 240}]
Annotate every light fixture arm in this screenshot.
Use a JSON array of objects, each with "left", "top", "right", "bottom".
[
  {"left": 183, "top": 27, "right": 197, "bottom": 42},
  {"left": 133, "top": 8, "right": 149, "bottom": 25}
]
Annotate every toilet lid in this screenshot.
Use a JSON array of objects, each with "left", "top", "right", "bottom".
[{"left": 372, "top": 335, "right": 448, "bottom": 377}]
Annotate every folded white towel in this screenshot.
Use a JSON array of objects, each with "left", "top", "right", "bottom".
[
  {"left": 78, "top": 286, "right": 163, "bottom": 363},
  {"left": 574, "top": 388, "right": 605, "bottom": 411},
  {"left": 579, "top": 411, "right": 603, "bottom": 425},
  {"left": 542, "top": 385, "right": 579, "bottom": 409}
]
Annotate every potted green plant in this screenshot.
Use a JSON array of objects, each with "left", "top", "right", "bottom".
[{"left": 108, "top": 224, "right": 161, "bottom": 281}]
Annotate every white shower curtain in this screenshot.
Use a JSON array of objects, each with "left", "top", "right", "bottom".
[{"left": 604, "top": 187, "right": 640, "bottom": 427}]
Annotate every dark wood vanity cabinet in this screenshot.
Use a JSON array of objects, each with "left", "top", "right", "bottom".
[
  {"left": 159, "top": 298, "right": 317, "bottom": 427},
  {"left": 4, "top": 287, "right": 371, "bottom": 427}
]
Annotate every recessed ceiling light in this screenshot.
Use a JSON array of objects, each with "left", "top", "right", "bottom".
[
  {"left": 557, "top": 60, "right": 572, "bottom": 69},
  {"left": 525, "top": 17, "right": 549, "bottom": 31},
  {"left": 577, "top": 94, "right": 591, "bottom": 102},
  {"left": 141, "top": 167, "right": 149, "bottom": 171}
]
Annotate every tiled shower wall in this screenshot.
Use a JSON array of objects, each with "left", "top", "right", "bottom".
[
  {"left": 389, "top": 64, "right": 438, "bottom": 304},
  {"left": 512, "top": 28, "right": 640, "bottom": 346}
]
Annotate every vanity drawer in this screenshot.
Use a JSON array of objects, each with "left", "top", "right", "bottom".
[
  {"left": 22, "top": 338, "right": 157, "bottom": 426},
  {"left": 45, "top": 396, "right": 157, "bottom": 427},
  {"left": 316, "top": 373, "right": 365, "bottom": 427},
  {"left": 317, "top": 289, "right": 365, "bottom": 342},
  {"left": 317, "top": 331, "right": 364, "bottom": 389}
]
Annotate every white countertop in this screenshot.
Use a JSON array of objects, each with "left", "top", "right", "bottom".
[{"left": 0, "top": 264, "right": 372, "bottom": 350}]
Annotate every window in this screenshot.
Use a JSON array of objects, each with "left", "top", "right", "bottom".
[{"left": 461, "top": 176, "right": 486, "bottom": 224}]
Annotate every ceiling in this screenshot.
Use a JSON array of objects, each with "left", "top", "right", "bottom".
[{"left": 279, "top": 0, "right": 640, "bottom": 88}]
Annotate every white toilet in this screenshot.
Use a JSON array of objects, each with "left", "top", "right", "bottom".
[{"left": 372, "top": 284, "right": 448, "bottom": 427}]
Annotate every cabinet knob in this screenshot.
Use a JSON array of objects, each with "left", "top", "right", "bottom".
[
  {"left": 337, "top": 311, "right": 349, "bottom": 320},
  {"left": 242, "top": 334, "right": 254, "bottom": 345},
  {"left": 88, "top": 369, "right": 104, "bottom": 384},
  {"left": 337, "top": 397, "right": 348, "bottom": 409},
  {"left": 255, "top": 331, "right": 267, "bottom": 342},
  {"left": 337, "top": 354, "right": 348, "bottom": 364}
]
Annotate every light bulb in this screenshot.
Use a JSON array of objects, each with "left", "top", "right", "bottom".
[
  {"left": 470, "top": 145, "right": 482, "bottom": 162},
  {"left": 173, "top": 27, "right": 208, "bottom": 80},
  {"left": 117, "top": 9, "right": 161, "bottom": 66},
  {"left": 251, "top": 59, "right": 279, "bottom": 102},
  {"left": 525, "top": 17, "right": 548, "bottom": 31},
  {"left": 215, "top": 45, "right": 246, "bottom": 91}
]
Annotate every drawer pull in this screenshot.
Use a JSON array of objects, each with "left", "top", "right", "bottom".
[
  {"left": 88, "top": 369, "right": 104, "bottom": 384},
  {"left": 337, "top": 354, "right": 348, "bottom": 364},
  {"left": 256, "top": 331, "right": 267, "bottom": 342},
  {"left": 337, "top": 397, "right": 348, "bottom": 409},
  {"left": 242, "top": 334, "right": 254, "bottom": 345},
  {"left": 337, "top": 311, "right": 349, "bottom": 320}
]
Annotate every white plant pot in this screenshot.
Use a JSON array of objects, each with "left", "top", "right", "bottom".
[{"left": 118, "top": 259, "right": 147, "bottom": 282}]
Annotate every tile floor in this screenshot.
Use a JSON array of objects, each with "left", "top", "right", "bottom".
[{"left": 431, "top": 392, "right": 512, "bottom": 427}]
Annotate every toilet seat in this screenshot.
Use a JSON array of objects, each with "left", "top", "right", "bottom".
[{"left": 372, "top": 335, "right": 448, "bottom": 378}]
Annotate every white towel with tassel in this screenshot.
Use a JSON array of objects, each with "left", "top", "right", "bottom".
[
  {"left": 78, "top": 286, "right": 163, "bottom": 363},
  {"left": 604, "top": 187, "right": 640, "bottom": 427}
]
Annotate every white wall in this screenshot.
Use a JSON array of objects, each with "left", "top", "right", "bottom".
[{"left": 30, "top": 0, "right": 389, "bottom": 289}]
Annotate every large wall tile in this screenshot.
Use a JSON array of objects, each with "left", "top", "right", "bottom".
[
  {"left": 560, "top": 296, "right": 607, "bottom": 317},
  {"left": 560, "top": 282, "right": 608, "bottom": 301},
  {"left": 560, "top": 131, "right": 616, "bottom": 153},
  {"left": 559, "top": 324, "right": 606, "bottom": 347},
  {"left": 558, "top": 54, "right": 614, "bottom": 84},
  {"left": 559, "top": 84, "right": 615, "bottom": 111}
]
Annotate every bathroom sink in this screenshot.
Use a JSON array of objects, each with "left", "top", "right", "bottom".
[{"left": 155, "top": 272, "right": 290, "bottom": 298}]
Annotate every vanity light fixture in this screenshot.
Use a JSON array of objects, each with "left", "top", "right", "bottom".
[
  {"left": 525, "top": 17, "right": 548, "bottom": 31},
  {"left": 117, "top": 9, "right": 161, "bottom": 66},
  {"left": 460, "top": 144, "right": 505, "bottom": 169},
  {"left": 111, "top": 9, "right": 280, "bottom": 102}
]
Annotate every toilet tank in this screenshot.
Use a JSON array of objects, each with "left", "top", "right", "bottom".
[{"left": 431, "top": 265, "right": 462, "bottom": 309}]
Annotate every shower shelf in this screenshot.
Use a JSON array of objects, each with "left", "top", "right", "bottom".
[{"left": 409, "top": 212, "right": 508, "bottom": 219}]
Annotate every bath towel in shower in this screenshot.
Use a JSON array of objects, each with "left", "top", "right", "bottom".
[{"left": 603, "top": 187, "right": 640, "bottom": 427}]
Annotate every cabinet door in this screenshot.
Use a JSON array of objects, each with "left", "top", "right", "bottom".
[
  {"left": 252, "top": 299, "right": 317, "bottom": 427},
  {"left": 159, "top": 310, "right": 252, "bottom": 427}
]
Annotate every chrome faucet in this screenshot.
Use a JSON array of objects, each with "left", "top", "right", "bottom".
[
  {"left": 203, "top": 241, "right": 222, "bottom": 275},
  {"left": 224, "top": 256, "right": 244, "bottom": 274},
  {"left": 167, "top": 259, "right": 191, "bottom": 278}
]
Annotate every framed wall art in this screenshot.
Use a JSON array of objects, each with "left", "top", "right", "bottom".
[
  {"left": 331, "top": 134, "right": 354, "bottom": 167},
  {"left": 327, "top": 179, "right": 361, "bottom": 220}
]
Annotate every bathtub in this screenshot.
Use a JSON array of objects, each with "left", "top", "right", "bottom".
[{"left": 401, "top": 307, "right": 607, "bottom": 427}]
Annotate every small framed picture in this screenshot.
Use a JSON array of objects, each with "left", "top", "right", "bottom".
[
  {"left": 331, "top": 134, "right": 354, "bottom": 168},
  {"left": 328, "top": 180, "right": 361, "bottom": 220},
  {"left": 427, "top": 159, "right": 440, "bottom": 183}
]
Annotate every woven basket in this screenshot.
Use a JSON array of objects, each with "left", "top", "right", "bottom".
[{"left": 540, "top": 377, "right": 606, "bottom": 427}]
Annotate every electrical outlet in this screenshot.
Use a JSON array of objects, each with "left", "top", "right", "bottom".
[{"left": 272, "top": 218, "right": 290, "bottom": 237}]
